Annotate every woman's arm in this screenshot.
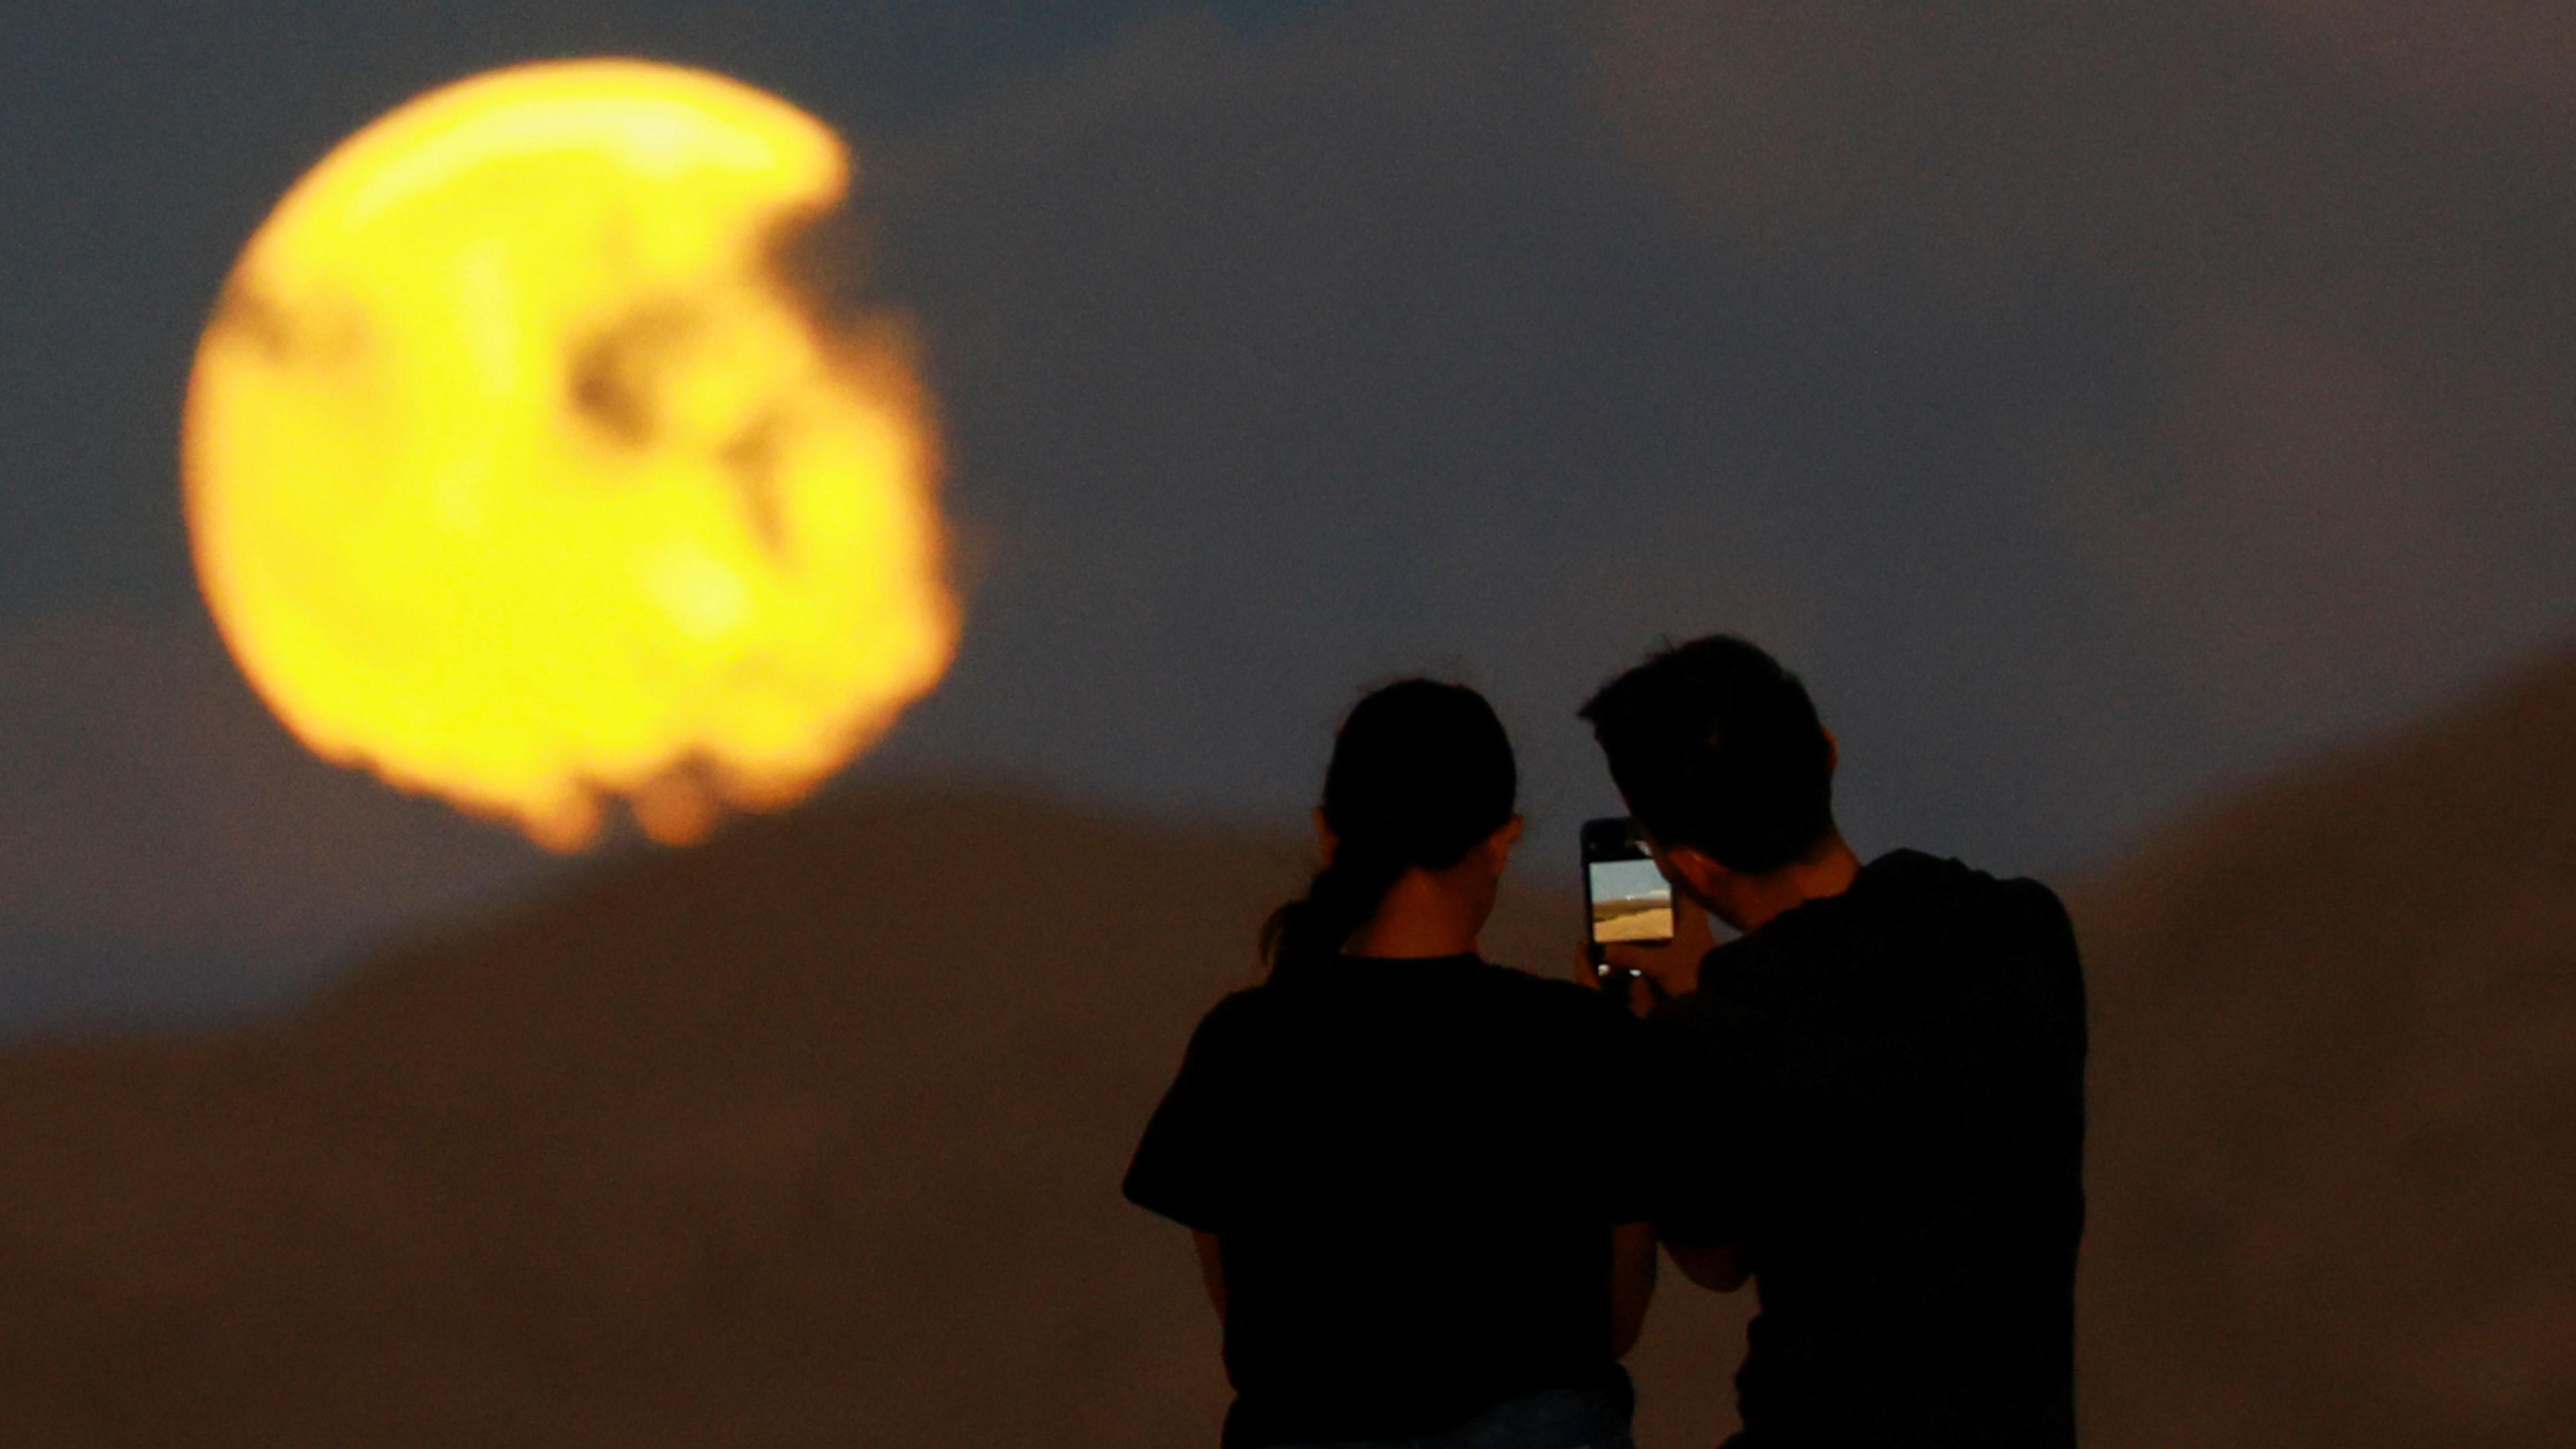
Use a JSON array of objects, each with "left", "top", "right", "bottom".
[
  {"left": 1191, "top": 1230, "right": 1228, "bottom": 1324},
  {"left": 1609, "top": 1221, "right": 1658, "bottom": 1356}
]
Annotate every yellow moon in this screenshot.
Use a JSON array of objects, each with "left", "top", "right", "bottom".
[{"left": 184, "top": 61, "right": 957, "bottom": 850}]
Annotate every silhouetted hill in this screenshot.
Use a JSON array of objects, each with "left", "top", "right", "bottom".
[
  {"left": 1, "top": 645, "right": 2570, "bottom": 1446},
  {"left": 0, "top": 790, "right": 1753, "bottom": 1447},
  {"left": 2074, "top": 645, "right": 2576, "bottom": 1447},
  {"left": 0, "top": 792, "right": 1290, "bottom": 1445}
]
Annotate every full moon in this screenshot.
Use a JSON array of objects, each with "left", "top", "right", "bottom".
[{"left": 184, "top": 61, "right": 957, "bottom": 850}]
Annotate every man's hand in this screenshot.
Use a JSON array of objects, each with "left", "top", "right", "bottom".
[
  {"left": 1603, "top": 900, "right": 1717, "bottom": 1006},
  {"left": 1573, "top": 944, "right": 1665, "bottom": 1016}
]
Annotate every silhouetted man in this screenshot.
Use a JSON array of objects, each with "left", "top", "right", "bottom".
[{"left": 1583, "top": 635, "right": 2086, "bottom": 1448}]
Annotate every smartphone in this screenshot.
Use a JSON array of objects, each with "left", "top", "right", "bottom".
[{"left": 1582, "top": 815, "right": 1674, "bottom": 985}]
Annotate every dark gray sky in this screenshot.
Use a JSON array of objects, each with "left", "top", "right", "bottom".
[{"left": 3, "top": 0, "right": 2571, "bottom": 1033}]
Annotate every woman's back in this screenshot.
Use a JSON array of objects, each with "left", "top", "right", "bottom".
[
  {"left": 1123, "top": 679, "right": 1648, "bottom": 1448},
  {"left": 1126, "top": 951, "right": 1646, "bottom": 1446}
]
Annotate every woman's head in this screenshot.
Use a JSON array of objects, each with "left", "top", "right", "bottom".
[{"left": 1263, "top": 679, "right": 1519, "bottom": 968}]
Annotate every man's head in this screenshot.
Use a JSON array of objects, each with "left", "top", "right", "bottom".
[{"left": 1580, "top": 635, "right": 1838, "bottom": 910}]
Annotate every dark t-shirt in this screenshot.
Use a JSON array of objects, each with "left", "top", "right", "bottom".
[
  {"left": 1648, "top": 851, "right": 2087, "bottom": 1447},
  {"left": 1124, "top": 953, "right": 1649, "bottom": 1448}
]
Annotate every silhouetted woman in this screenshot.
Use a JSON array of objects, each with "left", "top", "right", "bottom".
[{"left": 1125, "top": 680, "right": 1654, "bottom": 1449}]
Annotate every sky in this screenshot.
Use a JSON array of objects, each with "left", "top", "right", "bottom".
[{"left": 3, "top": 0, "right": 2571, "bottom": 1034}]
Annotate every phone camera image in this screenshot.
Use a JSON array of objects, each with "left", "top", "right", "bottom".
[
  {"left": 1589, "top": 858, "right": 1675, "bottom": 944},
  {"left": 1582, "top": 816, "right": 1674, "bottom": 952}
]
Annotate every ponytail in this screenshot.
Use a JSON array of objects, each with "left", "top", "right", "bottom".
[{"left": 1260, "top": 843, "right": 1412, "bottom": 971}]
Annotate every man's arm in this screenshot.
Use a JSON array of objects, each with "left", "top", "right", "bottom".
[
  {"left": 1191, "top": 1230, "right": 1227, "bottom": 1323},
  {"left": 1610, "top": 1220, "right": 1658, "bottom": 1356},
  {"left": 1664, "top": 1238, "right": 1750, "bottom": 1293},
  {"left": 1615, "top": 966, "right": 1752, "bottom": 1295}
]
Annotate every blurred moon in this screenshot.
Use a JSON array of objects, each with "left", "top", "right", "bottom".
[{"left": 184, "top": 60, "right": 957, "bottom": 850}]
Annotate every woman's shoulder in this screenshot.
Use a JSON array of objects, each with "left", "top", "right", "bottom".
[
  {"left": 1191, "top": 979, "right": 1280, "bottom": 1033},
  {"left": 1473, "top": 959, "right": 1638, "bottom": 1032}
]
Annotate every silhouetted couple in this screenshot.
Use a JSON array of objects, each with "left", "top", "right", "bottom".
[{"left": 1125, "top": 637, "right": 2087, "bottom": 1449}]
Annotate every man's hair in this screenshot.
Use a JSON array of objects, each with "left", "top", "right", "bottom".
[{"left": 1578, "top": 635, "right": 1835, "bottom": 875}]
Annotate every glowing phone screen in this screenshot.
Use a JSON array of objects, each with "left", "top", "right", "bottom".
[{"left": 1589, "top": 857, "right": 1674, "bottom": 944}]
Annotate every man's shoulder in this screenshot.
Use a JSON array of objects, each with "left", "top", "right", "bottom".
[
  {"left": 1874, "top": 850, "right": 2075, "bottom": 939},
  {"left": 1946, "top": 863, "right": 2080, "bottom": 959},
  {"left": 1995, "top": 872, "right": 2076, "bottom": 932},
  {"left": 1902, "top": 848, "right": 2061, "bottom": 903}
]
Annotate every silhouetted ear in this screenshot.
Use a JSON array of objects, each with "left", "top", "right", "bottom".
[
  {"left": 1662, "top": 844, "right": 1732, "bottom": 906},
  {"left": 1479, "top": 815, "right": 1525, "bottom": 873},
  {"left": 1314, "top": 809, "right": 1338, "bottom": 863},
  {"left": 1823, "top": 727, "right": 1840, "bottom": 776}
]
